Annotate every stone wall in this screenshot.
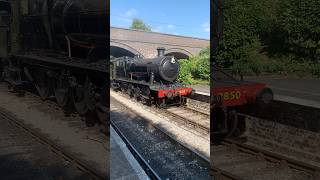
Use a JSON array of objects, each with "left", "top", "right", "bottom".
[{"left": 245, "top": 116, "right": 320, "bottom": 166}]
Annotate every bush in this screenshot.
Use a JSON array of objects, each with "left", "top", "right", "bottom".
[
  {"left": 178, "top": 59, "right": 194, "bottom": 84},
  {"left": 216, "top": 0, "right": 320, "bottom": 77},
  {"left": 178, "top": 47, "right": 210, "bottom": 84},
  {"left": 311, "top": 64, "right": 320, "bottom": 77}
]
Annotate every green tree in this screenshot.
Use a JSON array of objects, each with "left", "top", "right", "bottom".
[
  {"left": 278, "top": 0, "right": 320, "bottom": 62},
  {"left": 215, "top": 0, "right": 320, "bottom": 76},
  {"left": 130, "top": 18, "right": 151, "bottom": 32},
  {"left": 216, "top": 0, "right": 266, "bottom": 75}
]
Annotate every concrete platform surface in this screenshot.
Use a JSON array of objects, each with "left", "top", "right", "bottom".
[
  {"left": 110, "top": 126, "right": 149, "bottom": 180},
  {"left": 198, "top": 76, "right": 320, "bottom": 108},
  {"left": 246, "top": 77, "right": 320, "bottom": 108},
  {"left": 189, "top": 84, "right": 210, "bottom": 95}
]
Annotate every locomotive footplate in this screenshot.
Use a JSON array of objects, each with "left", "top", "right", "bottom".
[
  {"left": 12, "top": 52, "right": 108, "bottom": 73},
  {"left": 112, "top": 78, "right": 192, "bottom": 107}
]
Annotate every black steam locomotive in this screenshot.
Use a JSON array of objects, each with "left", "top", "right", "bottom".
[
  {"left": 0, "top": 0, "right": 108, "bottom": 126},
  {"left": 111, "top": 48, "right": 194, "bottom": 107}
]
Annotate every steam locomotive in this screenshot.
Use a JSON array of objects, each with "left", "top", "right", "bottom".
[
  {"left": 0, "top": 0, "right": 108, "bottom": 127},
  {"left": 211, "top": 65, "right": 273, "bottom": 143},
  {"left": 110, "top": 48, "right": 194, "bottom": 107},
  {"left": 210, "top": 0, "right": 274, "bottom": 143}
]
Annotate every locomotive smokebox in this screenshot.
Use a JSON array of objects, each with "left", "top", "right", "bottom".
[{"left": 157, "top": 47, "right": 165, "bottom": 57}]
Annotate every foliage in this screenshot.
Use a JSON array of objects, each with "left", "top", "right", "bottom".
[
  {"left": 178, "top": 47, "right": 210, "bottom": 84},
  {"left": 130, "top": 18, "right": 151, "bottom": 32},
  {"left": 278, "top": 0, "right": 320, "bottom": 61},
  {"left": 178, "top": 59, "right": 195, "bottom": 84},
  {"left": 216, "top": 0, "right": 320, "bottom": 77}
]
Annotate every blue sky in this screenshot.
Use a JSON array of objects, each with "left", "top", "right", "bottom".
[{"left": 110, "top": 0, "right": 210, "bottom": 39}]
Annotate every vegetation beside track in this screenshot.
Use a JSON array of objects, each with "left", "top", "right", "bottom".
[
  {"left": 215, "top": 0, "right": 320, "bottom": 78},
  {"left": 179, "top": 47, "right": 210, "bottom": 85}
]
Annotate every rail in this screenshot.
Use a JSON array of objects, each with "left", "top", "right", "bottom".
[
  {"left": 110, "top": 120, "right": 161, "bottom": 180},
  {"left": 212, "top": 137, "right": 320, "bottom": 179},
  {"left": 0, "top": 107, "right": 106, "bottom": 180}
]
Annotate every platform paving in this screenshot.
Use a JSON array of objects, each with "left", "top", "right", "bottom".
[
  {"left": 110, "top": 126, "right": 149, "bottom": 180},
  {"left": 189, "top": 84, "right": 210, "bottom": 95},
  {"left": 246, "top": 77, "right": 320, "bottom": 108},
  {"left": 202, "top": 76, "right": 320, "bottom": 108}
]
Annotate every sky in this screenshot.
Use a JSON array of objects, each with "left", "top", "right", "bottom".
[{"left": 110, "top": 0, "right": 210, "bottom": 39}]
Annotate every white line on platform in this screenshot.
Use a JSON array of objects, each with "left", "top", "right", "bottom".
[
  {"left": 195, "top": 91, "right": 210, "bottom": 96},
  {"left": 271, "top": 86, "right": 320, "bottom": 97},
  {"left": 274, "top": 94, "right": 320, "bottom": 109}
]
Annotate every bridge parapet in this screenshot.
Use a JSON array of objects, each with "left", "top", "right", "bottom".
[{"left": 110, "top": 27, "right": 209, "bottom": 58}]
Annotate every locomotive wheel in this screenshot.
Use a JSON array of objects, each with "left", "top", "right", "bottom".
[
  {"left": 133, "top": 87, "right": 140, "bottom": 101},
  {"left": 226, "top": 110, "right": 240, "bottom": 137},
  {"left": 73, "top": 85, "right": 88, "bottom": 115},
  {"left": 0, "top": 61, "right": 3, "bottom": 82},
  {"left": 127, "top": 85, "right": 134, "bottom": 97},
  {"left": 156, "top": 99, "right": 167, "bottom": 108},
  {"left": 73, "top": 77, "right": 95, "bottom": 115},
  {"left": 36, "top": 83, "right": 50, "bottom": 100},
  {"left": 54, "top": 71, "right": 71, "bottom": 107},
  {"left": 121, "top": 85, "right": 126, "bottom": 93},
  {"left": 145, "top": 99, "right": 152, "bottom": 106},
  {"left": 34, "top": 70, "right": 50, "bottom": 100},
  {"left": 121, "top": 83, "right": 127, "bottom": 94}
]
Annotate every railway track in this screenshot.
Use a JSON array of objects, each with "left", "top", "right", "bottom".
[
  {"left": 164, "top": 106, "right": 210, "bottom": 134},
  {"left": 211, "top": 138, "right": 319, "bottom": 180},
  {"left": 113, "top": 90, "right": 210, "bottom": 136},
  {"left": 2, "top": 82, "right": 107, "bottom": 133},
  {"left": 111, "top": 120, "right": 160, "bottom": 180},
  {"left": 0, "top": 107, "right": 105, "bottom": 180},
  {"left": 110, "top": 97, "right": 210, "bottom": 179}
]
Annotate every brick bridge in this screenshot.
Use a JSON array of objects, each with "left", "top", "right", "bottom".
[{"left": 110, "top": 27, "right": 210, "bottom": 59}]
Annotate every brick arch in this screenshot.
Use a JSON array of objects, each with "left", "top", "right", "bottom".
[
  {"left": 164, "top": 48, "right": 193, "bottom": 59},
  {"left": 110, "top": 41, "right": 144, "bottom": 58}
]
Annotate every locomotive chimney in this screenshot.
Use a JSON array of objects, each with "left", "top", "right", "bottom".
[{"left": 157, "top": 47, "right": 165, "bottom": 57}]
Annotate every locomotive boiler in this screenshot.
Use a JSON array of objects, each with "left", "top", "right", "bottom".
[
  {"left": 111, "top": 48, "right": 194, "bottom": 107},
  {"left": 0, "top": 0, "right": 108, "bottom": 127},
  {"left": 120, "top": 48, "right": 179, "bottom": 83}
]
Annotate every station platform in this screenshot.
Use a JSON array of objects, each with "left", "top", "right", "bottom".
[
  {"left": 189, "top": 84, "right": 210, "bottom": 95},
  {"left": 191, "top": 77, "right": 320, "bottom": 109},
  {"left": 188, "top": 85, "right": 210, "bottom": 103},
  {"left": 246, "top": 77, "right": 320, "bottom": 109},
  {"left": 110, "top": 126, "right": 149, "bottom": 180}
]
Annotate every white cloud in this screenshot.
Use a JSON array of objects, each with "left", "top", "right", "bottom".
[
  {"left": 202, "top": 22, "right": 210, "bottom": 32},
  {"left": 167, "top": 24, "right": 175, "bottom": 29},
  {"left": 152, "top": 26, "right": 163, "bottom": 32},
  {"left": 112, "top": 8, "right": 138, "bottom": 25},
  {"left": 115, "top": 16, "right": 131, "bottom": 23},
  {"left": 124, "top": 8, "right": 137, "bottom": 18}
]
